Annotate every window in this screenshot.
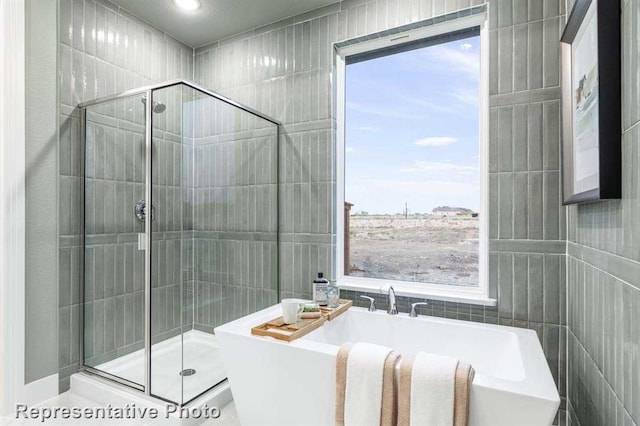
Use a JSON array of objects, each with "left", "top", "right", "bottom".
[{"left": 335, "top": 15, "right": 493, "bottom": 304}]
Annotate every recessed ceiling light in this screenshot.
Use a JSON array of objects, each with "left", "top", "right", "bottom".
[{"left": 174, "top": 0, "right": 200, "bottom": 11}]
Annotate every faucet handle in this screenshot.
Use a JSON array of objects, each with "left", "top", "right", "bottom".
[
  {"left": 360, "top": 296, "right": 376, "bottom": 312},
  {"left": 410, "top": 302, "right": 429, "bottom": 318}
]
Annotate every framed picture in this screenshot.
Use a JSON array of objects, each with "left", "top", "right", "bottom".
[{"left": 560, "top": 0, "right": 621, "bottom": 205}]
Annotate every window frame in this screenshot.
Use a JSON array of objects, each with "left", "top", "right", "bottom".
[{"left": 333, "top": 13, "right": 495, "bottom": 306}]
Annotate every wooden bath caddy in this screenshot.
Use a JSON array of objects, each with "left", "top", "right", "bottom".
[
  {"left": 320, "top": 299, "right": 352, "bottom": 321},
  {"left": 251, "top": 299, "right": 352, "bottom": 342}
]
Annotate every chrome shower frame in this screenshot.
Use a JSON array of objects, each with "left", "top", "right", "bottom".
[{"left": 77, "top": 79, "right": 281, "bottom": 405}]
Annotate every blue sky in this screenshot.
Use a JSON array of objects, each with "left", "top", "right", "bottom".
[{"left": 345, "top": 35, "right": 481, "bottom": 215}]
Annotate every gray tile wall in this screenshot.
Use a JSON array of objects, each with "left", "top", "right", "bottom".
[
  {"left": 82, "top": 107, "right": 147, "bottom": 369},
  {"left": 150, "top": 87, "right": 192, "bottom": 346},
  {"left": 565, "top": 0, "right": 640, "bottom": 425},
  {"left": 72, "top": 101, "right": 189, "bottom": 370},
  {"left": 187, "top": 94, "right": 279, "bottom": 333},
  {"left": 57, "top": 0, "right": 193, "bottom": 391},
  {"left": 194, "top": 1, "right": 567, "bottom": 423},
  {"left": 56, "top": 2, "right": 573, "bottom": 423},
  {"left": 194, "top": 8, "right": 337, "bottom": 302},
  {"left": 25, "top": 0, "right": 59, "bottom": 384}
]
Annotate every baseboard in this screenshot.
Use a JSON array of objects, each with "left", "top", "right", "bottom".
[{"left": 19, "top": 373, "right": 59, "bottom": 407}]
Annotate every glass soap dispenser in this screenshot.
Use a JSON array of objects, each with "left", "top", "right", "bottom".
[{"left": 327, "top": 279, "right": 340, "bottom": 308}]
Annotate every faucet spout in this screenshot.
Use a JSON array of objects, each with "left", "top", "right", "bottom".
[{"left": 387, "top": 286, "right": 398, "bottom": 315}]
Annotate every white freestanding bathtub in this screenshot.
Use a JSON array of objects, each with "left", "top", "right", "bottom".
[{"left": 215, "top": 305, "right": 560, "bottom": 426}]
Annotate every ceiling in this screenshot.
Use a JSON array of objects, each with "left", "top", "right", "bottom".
[{"left": 109, "top": 0, "right": 338, "bottom": 48}]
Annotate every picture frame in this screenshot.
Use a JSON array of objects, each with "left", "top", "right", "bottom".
[{"left": 560, "top": 0, "right": 621, "bottom": 205}]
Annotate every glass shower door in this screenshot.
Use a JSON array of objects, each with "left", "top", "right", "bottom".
[{"left": 83, "top": 93, "right": 147, "bottom": 389}]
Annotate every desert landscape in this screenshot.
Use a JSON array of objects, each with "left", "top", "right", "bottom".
[{"left": 347, "top": 214, "right": 479, "bottom": 287}]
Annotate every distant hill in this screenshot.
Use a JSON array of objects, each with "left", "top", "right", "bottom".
[
  {"left": 432, "top": 206, "right": 473, "bottom": 212},
  {"left": 432, "top": 206, "right": 474, "bottom": 215}
]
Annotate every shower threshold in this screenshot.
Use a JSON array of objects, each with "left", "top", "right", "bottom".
[{"left": 70, "top": 372, "right": 231, "bottom": 426}]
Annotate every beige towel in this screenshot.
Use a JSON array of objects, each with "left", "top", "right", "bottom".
[
  {"left": 335, "top": 343, "right": 353, "bottom": 426},
  {"left": 453, "top": 362, "right": 475, "bottom": 426},
  {"left": 397, "top": 356, "right": 475, "bottom": 426},
  {"left": 397, "top": 355, "right": 414, "bottom": 426},
  {"left": 335, "top": 344, "right": 399, "bottom": 426},
  {"left": 381, "top": 351, "right": 401, "bottom": 426}
]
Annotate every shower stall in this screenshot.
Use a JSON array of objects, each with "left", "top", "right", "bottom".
[{"left": 78, "top": 80, "right": 279, "bottom": 405}]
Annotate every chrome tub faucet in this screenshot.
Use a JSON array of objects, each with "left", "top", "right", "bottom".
[{"left": 386, "top": 286, "right": 398, "bottom": 315}]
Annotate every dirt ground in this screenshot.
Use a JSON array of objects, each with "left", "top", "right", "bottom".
[{"left": 347, "top": 214, "right": 479, "bottom": 287}]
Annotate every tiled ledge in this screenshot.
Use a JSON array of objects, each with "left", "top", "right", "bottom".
[
  {"left": 490, "top": 239, "right": 566, "bottom": 254},
  {"left": 567, "top": 242, "right": 640, "bottom": 291},
  {"left": 489, "top": 87, "right": 562, "bottom": 107}
]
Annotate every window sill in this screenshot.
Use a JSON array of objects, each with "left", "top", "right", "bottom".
[{"left": 338, "top": 276, "right": 497, "bottom": 306}]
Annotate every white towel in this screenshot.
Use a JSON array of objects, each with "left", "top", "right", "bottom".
[
  {"left": 344, "top": 342, "right": 393, "bottom": 426},
  {"left": 410, "top": 352, "right": 459, "bottom": 426}
]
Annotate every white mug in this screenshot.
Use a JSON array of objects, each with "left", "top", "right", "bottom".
[{"left": 281, "top": 299, "right": 302, "bottom": 324}]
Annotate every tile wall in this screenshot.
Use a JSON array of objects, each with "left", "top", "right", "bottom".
[
  {"left": 186, "top": 90, "right": 279, "bottom": 333},
  {"left": 54, "top": 2, "right": 585, "bottom": 424},
  {"left": 565, "top": 0, "right": 640, "bottom": 425},
  {"left": 57, "top": 0, "right": 193, "bottom": 391},
  {"left": 57, "top": 0, "right": 280, "bottom": 392},
  {"left": 194, "top": 0, "right": 567, "bottom": 423},
  {"left": 82, "top": 103, "right": 148, "bottom": 371}
]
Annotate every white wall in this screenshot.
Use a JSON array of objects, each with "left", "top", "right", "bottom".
[
  {"left": 0, "top": 0, "right": 27, "bottom": 416},
  {"left": 1, "top": 0, "right": 58, "bottom": 415}
]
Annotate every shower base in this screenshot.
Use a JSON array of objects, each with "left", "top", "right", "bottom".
[
  {"left": 72, "top": 330, "right": 231, "bottom": 424},
  {"left": 72, "top": 330, "right": 230, "bottom": 414},
  {"left": 70, "top": 372, "right": 231, "bottom": 426},
  {"left": 92, "top": 330, "right": 227, "bottom": 404}
]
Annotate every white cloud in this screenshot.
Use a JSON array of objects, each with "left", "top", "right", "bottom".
[
  {"left": 398, "top": 160, "right": 478, "bottom": 174},
  {"left": 346, "top": 83, "right": 473, "bottom": 118},
  {"left": 398, "top": 96, "right": 457, "bottom": 113},
  {"left": 346, "top": 101, "right": 428, "bottom": 120},
  {"left": 413, "top": 137, "right": 457, "bottom": 147},
  {"left": 424, "top": 45, "right": 480, "bottom": 78},
  {"left": 452, "top": 88, "right": 479, "bottom": 106},
  {"left": 346, "top": 146, "right": 356, "bottom": 153},
  {"left": 355, "top": 178, "right": 479, "bottom": 197},
  {"left": 460, "top": 43, "right": 473, "bottom": 50},
  {"left": 436, "top": 46, "right": 479, "bottom": 75},
  {"left": 357, "top": 126, "right": 379, "bottom": 132}
]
